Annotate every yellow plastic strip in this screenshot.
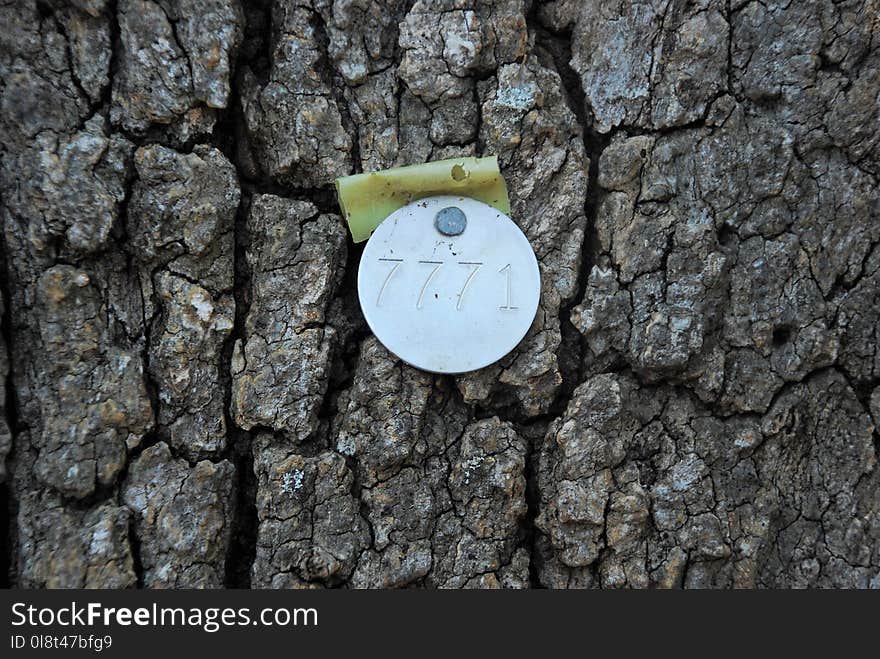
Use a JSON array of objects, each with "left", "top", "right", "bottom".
[{"left": 335, "top": 156, "right": 510, "bottom": 242}]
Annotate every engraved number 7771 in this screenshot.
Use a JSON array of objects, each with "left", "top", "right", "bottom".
[{"left": 375, "top": 259, "right": 516, "bottom": 311}]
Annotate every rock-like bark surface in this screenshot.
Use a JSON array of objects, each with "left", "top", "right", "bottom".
[{"left": 0, "top": 0, "right": 878, "bottom": 588}]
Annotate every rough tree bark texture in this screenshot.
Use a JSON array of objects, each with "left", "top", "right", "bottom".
[{"left": 1, "top": 0, "right": 879, "bottom": 588}]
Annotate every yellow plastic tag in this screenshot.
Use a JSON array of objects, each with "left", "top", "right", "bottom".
[{"left": 335, "top": 156, "right": 510, "bottom": 242}]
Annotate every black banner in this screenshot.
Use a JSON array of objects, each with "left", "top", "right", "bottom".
[{"left": 0, "top": 589, "right": 873, "bottom": 656}]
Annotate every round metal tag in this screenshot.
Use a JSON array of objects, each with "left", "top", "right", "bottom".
[{"left": 357, "top": 195, "right": 540, "bottom": 374}]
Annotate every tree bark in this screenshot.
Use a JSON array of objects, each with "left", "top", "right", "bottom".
[{"left": 1, "top": 0, "right": 879, "bottom": 588}]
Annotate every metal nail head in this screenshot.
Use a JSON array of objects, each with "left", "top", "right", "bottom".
[{"left": 434, "top": 206, "right": 467, "bottom": 236}]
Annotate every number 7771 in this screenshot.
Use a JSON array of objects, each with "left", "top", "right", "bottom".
[{"left": 375, "top": 259, "right": 518, "bottom": 311}]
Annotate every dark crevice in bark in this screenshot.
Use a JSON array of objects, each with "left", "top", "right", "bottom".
[
  {"left": 211, "top": 72, "right": 244, "bottom": 170},
  {"left": 521, "top": 426, "right": 544, "bottom": 588},
  {"left": 531, "top": 9, "right": 611, "bottom": 410},
  {"left": 0, "top": 194, "right": 19, "bottom": 586},
  {"left": 0, "top": 258, "right": 12, "bottom": 588},
  {"left": 106, "top": 0, "right": 121, "bottom": 111},
  {"left": 517, "top": 30, "right": 598, "bottom": 411},
  {"left": 224, "top": 427, "right": 258, "bottom": 588},
  {"left": 219, "top": 2, "right": 309, "bottom": 584},
  {"left": 127, "top": 512, "right": 145, "bottom": 588},
  {"left": 319, "top": 238, "right": 370, "bottom": 429},
  {"left": 0, "top": 481, "right": 8, "bottom": 588},
  {"left": 524, "top": 12, "right": 616, "bottom": 586},
  {"left": 221, "top": 180, "right": 258, "bottom": 586}
]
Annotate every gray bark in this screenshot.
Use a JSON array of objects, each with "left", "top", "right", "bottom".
[{"left": 0, "top": 0, "right": 878, "bottom": 588}]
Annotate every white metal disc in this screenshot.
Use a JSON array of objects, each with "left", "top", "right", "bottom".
[{"left": 357, "top": 195, "right": 541, "bottom": 374}]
